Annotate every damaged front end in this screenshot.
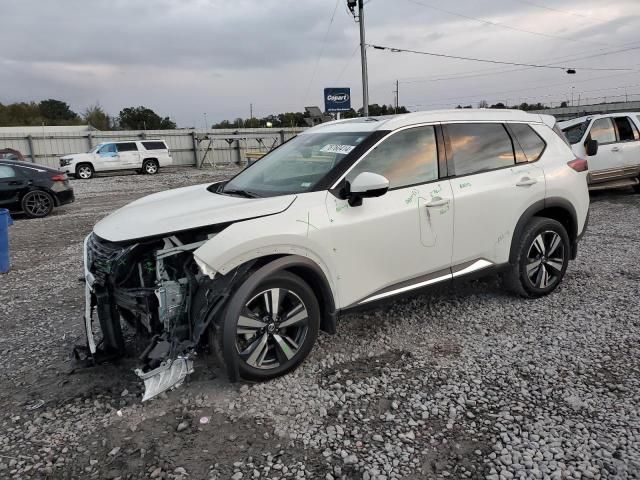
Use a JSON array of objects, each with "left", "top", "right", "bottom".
[{"left": 78, "top": 228, "right": 249, "bottom": 401}]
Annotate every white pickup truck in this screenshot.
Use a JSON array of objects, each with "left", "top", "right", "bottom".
[
  {"left": 59, "top": 139, "right": 172, "bottom": 179},
  {"left": 559, "top": 112, "right": 640, "bottom": 191}
]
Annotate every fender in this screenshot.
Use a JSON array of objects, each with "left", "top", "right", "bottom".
[
  {"left": 220, "top": 255, "right": 337, "bottom": 382},
  {"left": 509, "top": 197, "right": 578, "bottom": 263}
]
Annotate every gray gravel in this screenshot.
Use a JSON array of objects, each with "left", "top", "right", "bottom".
[{"left": 0, "top": 170, "right": 639, "bottom": 479}]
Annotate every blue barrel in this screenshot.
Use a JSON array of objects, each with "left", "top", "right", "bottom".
[{"left": 0, "top": 208, "right": 13, "bottom": 274}]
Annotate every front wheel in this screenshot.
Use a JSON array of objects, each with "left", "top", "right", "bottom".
[
  {"left": 214, "top": 271, "right": 320, "bottom": 381},
  {"left": 75, "top": 163, "right": 94, "bottom": 180},
  {"left": 504, "top": 217, "right": 570, "bottom": 298},
  {"left": 142, "top": 159, "right": 159, "bottom": 175}
]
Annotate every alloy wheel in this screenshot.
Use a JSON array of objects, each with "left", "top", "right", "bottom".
[
  {"left": 145, "top": 162, "right": 158, "bottom": 174},
  {"left": 24, "top": 191, "right": 52, "bottom": 217},
  {"left": 525, "top": 230, "right": 565, "bottom": 289},
  {"left": 78, "top": 166, "right": 92, "bottom": 179},
  {"left": 236, "top": 288, "right": 309, "bottom": 370}
]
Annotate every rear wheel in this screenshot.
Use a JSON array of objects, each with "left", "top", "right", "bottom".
[
  {"left": 214, "top": 271, "right": 320, "bottom": 381},
  {"left": 504, "top": 217, "right": 570, "bottom": 298},
  {"left": 76, "top": 163, "right": 94, "bottom": 179},
  {"left": 21, "top": 190, "right": 54, "bottom": 218},
  {"left": 142, "top": 159, "right": 159, "bottom": 175}
]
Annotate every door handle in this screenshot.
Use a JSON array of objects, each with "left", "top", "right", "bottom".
[
  {"left": 611, "top": 146, "right": 621, "bottom": 152},
  {"left": 424, "top": 197, "right": 449, "bottom": 207},
  {"left": 516, "top": 177, "right": 537, "bottom": 187}
]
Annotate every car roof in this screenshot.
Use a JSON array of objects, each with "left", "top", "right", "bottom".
[
  {"left": 558, "top": 112, "right": 640, "bottom": 128},
  {"left": 0, "top": 159, "right": 57, "bottom": 173},
  {"left": 302, "top": 109, "right": 553, "bottom": 134},
  {"left": 96, "top": 139, "right": 166, "bottom": 145}
]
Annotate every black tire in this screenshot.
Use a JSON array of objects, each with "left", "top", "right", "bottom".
[
  {"left": 75, "top": 163, "right": 94, "bottom": 180},
  {"left": 142, "top": 159, "right": 159, "bottom": 175},
  {"left": 21, "top": 190, "right": 54, "bottom": 218},
  {"left": 504, "top": 217, "right": 570, "bottom": 298},
  {"left": 214, "top": 271, "right": 320, "bottom": 381}
]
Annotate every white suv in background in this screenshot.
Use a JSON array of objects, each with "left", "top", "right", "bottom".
[
  {"left": 80, "top": 109, "right": 589, "bottom": 399},
  {"left": 59, "top": 139, "right": 172, "bottom": 179},
  {"left": 559, "top": 112, "right": 640, "bottom": 191}
]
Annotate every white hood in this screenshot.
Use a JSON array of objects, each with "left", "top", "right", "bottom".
[
  {"left": 94, "top": 183, "right": 296, "bottom": 242},
  {"left": 65, "top": 152, "right": 93, "bottom": 161}
]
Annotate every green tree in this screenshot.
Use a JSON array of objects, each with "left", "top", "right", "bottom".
[
  {"left": 39, "top": 99, "right": 79, "bottom": 123},
  {"left": 117, "top": 106, "right": 176, "bottom": 130},
  {"left": 83, "top": 104, "right": 112, "bottom": 130}
]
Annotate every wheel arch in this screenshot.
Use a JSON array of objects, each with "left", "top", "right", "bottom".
[
  {"left": 75, "top": 162, "right": 94, "bottom": 175},
  {"left": 238, "top": 254, "right": 337, "bottom": 335},
  {"left": 509, "top": 198, "right": 578, "bottom": 263}
]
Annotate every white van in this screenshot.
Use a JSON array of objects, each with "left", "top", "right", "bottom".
[
  {"left": 59, "top": 140, "right": 172, "bottom": 179},
  {"left": 559, "top": 113, "right": 640, "bottom": 191}
]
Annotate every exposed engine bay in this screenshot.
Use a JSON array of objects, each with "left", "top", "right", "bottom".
[{"left": 79, "top": 228, "right": 252, "bottom": 401}]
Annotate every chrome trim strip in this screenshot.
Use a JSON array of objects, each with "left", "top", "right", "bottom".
[
  {"left": 451, "top": 259, "right": 493, "bottom": 277},
  {"left": 358, "top": 272, "right": 452, "bottom": 305}
]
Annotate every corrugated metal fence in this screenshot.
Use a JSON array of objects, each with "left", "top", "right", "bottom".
[{"left": 0, "top": 127, "right": 306, "bottom": 169}]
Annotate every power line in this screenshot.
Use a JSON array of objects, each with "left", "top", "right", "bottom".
[
  {"left": 368, "top": 43, "right": 633, "bottom": 72},
  {"left": 403, "top": 69, "right": 640, "bottom": 107},
  {"left": 302, "top": 0, "right": 341, "bottom": 104},
  {"left": 397, "top": 44, "right": 640, "bottom": 84},
  {"left": 334, "top": 43, "right": 360, "bottom": 83},
  {"left": 403, "top": 0, "right": 618, "bottom": 47},
  {"left": 510, "top": 0, "right": 611, "bottom": 23}
]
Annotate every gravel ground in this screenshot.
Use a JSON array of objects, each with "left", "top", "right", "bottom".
[{"left": 0, "top": 168, "right": 639, "bottom": 480}]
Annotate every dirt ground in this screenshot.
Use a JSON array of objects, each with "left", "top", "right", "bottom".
[{"left": 1, "top": 167, "right": 638, "bottom": 480}]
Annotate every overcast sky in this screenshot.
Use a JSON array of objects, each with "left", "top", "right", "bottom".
[{"left": 1, "top": 0, "right": 639, "bottom": 127}]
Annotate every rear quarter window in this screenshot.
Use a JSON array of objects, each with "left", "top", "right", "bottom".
[
  {"left": 142, "top": 141, "right": 167, "bottom": 150},
  {"left": 509, "top": 123, "right": 546, "bottom": 162}
]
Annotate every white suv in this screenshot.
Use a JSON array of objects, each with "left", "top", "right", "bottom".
[
  {"left": 559, "top": 112, "right": 640, "bottom": 191},
  {"left": 60, "top": 139, "right": 172, "bottom": 179},
  {"left": 80, "top": 109, "right": 589, "bottom": 399}
]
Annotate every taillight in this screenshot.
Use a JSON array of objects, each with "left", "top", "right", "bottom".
[
  {"left": 567, "top": 158, "right": 588, "bottom": 172},
  {"left": 51, "top": 173, "right": 67, "bottom": 182}
]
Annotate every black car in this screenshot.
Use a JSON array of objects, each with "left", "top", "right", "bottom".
[{"left": 0, "top": 160, "right": 74, "bottom": 218}]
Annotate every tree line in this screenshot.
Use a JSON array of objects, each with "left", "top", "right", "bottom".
[
  {"left": 0, "top": 99, "right": 176, "bottom": 130},
  {"left": 211, "top": 104, "right": 411, "bottom": 129},
  {"left": 457, "top": 100, "right": 562, "bottom": 111}
]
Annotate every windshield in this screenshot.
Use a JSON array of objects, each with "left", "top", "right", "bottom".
[
  {"left": 222, "top": 132, "right": 373, "bottom": 196},
  {"left": 562, "top": 121, "right": 590, "bottom": 145},
  {"left": 89, "top": 144, "right": 103, "bottom": 153}
]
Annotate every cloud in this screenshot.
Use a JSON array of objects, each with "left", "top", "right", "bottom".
[{"left": 0, "top": 0, "right": 639, "bottom": 125}]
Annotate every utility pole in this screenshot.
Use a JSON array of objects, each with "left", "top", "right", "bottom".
[
  {"left": 394, "top": 80, "right": 399, "bottom": 113},
  {"left": 249, "top": 103, "right": 253, "bottom": 128},
  {"left": 348, "top": 0, "right": 369, "bottom": 117}
]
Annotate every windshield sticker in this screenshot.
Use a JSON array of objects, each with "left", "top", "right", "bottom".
[
  {"left": 301, "top": 182, "right": 311, "bottom": 188},
  {"left": 320, "top": 144, "right": 356, "bottom": 155}
]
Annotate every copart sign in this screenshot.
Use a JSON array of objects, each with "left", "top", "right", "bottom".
[{"left": 324, "top": 87, "right": 351, "bottom": 113}]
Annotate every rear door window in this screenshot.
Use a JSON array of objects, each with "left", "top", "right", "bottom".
[
  {"left": 509, "top": 123, "right": 546, "bottom": 162},
  {"left": 117, "top": 142, "right": 138, "bottom": 152},
  {"left": 446, "top": 123, "right": 515, "bottom": 176},
  {"left": 589, "top": 118, "right": 616, "bottom": 144},
  {"left": 613, "top": 117, "right": 639, "bottom": 141}
]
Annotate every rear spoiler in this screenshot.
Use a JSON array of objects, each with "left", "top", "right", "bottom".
[{"left": 538, "top": 114, "right": 557, "bottom": 129}]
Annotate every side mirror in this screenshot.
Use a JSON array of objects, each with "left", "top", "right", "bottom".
[
  {"left": 585, "top": 139, "right": 599, "bottom": 156},
  {"left": 345, "top": 172, "right": 389, "bottom": 206}
]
